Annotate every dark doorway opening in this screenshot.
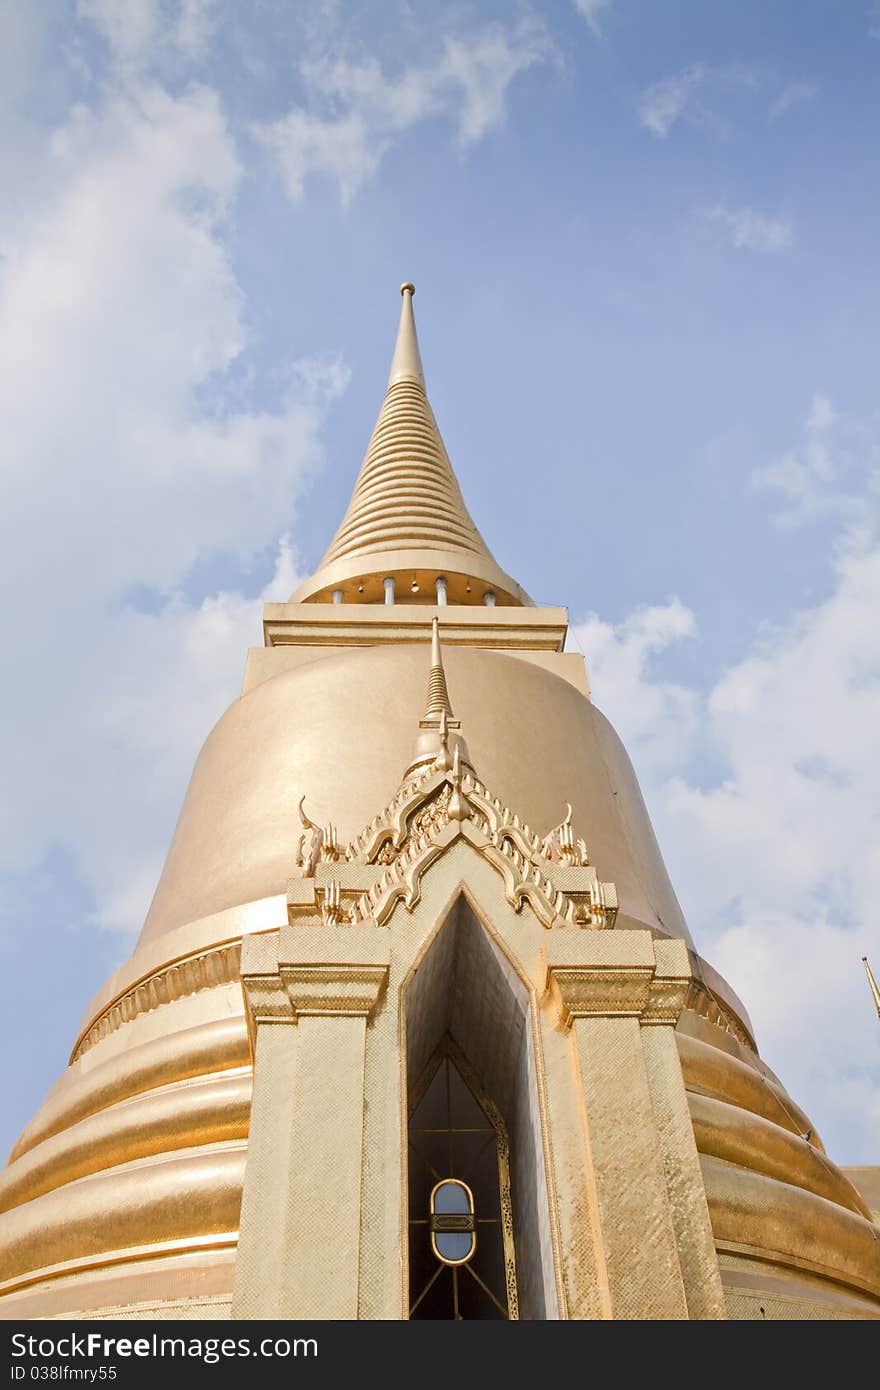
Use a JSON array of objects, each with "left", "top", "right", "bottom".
[{"left": 408, "top": 1039, "right": 515, "bottom": 1319}]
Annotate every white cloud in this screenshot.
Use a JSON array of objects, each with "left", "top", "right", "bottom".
[
  {"left": 573, "top": 0, "right": 612, "bottom": 36},
  {"left": 254, "top": 106, "right": 379, "bottom": 206},
  {"left": 669, "top": 537, "right": 880, "bottom": 925},
  {"left": 77, "top": 0, "right": 218, "bottom": 64},
  {"left": 753, "top": 391, "right": 879, "bottom": 529},
  {"left": 807, "top": 392, "right": 833, "bottom": 431},
  {"left": 73, "top": 537, "right": 304, "bottom": 933},
  {"left": 768, "top": 80, "right": 817, "bottom": 121},
  {"left": 0, "top": 82, "right": 345, "bottom": 931},
  {"left": 639, "top": 64, "right": 806, "bottom": 140},
  {"left": 572, "top": 412, "right": 880, "bottom": 1161},
  {"left": 703, "top": 203, "right": 792, "bottom": 253},
  {"left": 666, "top": 539, "right": 880, "bottom": 1160},
  {"left": 752, "top": 391, "right": 833, "bottom": 518},
  {"left": 255, "top": 21, "right": 551, "bottom": 203},
  {"left": 77, "top": 0, "right": 158, "bottom": 60},
  {"left": 570, "top": 600, "right": 698, "bottom": 776},
  {"left": 175, "top": 0, "right": 217, "bottom": 55},
  {"left": 441, "top": 29, "right": 549, "bottom": 144},
  {"left": 638, "top": 64, "right": 707, "bottom": 138}
]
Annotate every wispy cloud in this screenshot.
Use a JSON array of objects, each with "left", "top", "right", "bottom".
[
  {"left": 254, "top": 20, "right": 552, "bottom": 203},
  {"left": 571, "top": 600, "right": 698, "bottom": 777},
  {"left": 703, "top": 202, "right": 793, "bottom": 252},
  {"left": 572, "top": 0, "right": 612, "bottom": 36},
  {"left": 639, "top": 63, "right": 707, "bottom": 138},
  {"left": 639, "top": 63, "right": 813, "bottom": 139},
  {"left": 769, "top": 80, "right": 817, "bottom": 120},
  {"left": 752, "top": 392, "right": 879, "bottom": 530},
  {"left": 77, "top": 0, "right": 218, "bottom": 64}
]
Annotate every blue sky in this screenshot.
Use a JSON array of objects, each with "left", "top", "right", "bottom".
[{"left": 1, "top": 0, "right": 878, "bottom": 1166}]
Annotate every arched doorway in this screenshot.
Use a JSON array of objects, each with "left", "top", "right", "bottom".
[
  {"left": 408, "top": 1038, "right": 516, "bottom": 1319},
  {"left": 402, "top": 892, "right": 559, "bottom": 1319}
]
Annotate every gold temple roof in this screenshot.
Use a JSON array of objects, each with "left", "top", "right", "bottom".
[{"left": 291, "top": 285, "right": 530, "bottom": 606}]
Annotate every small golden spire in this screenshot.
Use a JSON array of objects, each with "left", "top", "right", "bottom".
[
  {"left": 406, "top": 618, "right": 471, "bottom": 777},
  {"left": 424, "top": 616, "right": 454, "bottom": 721},
  {"left": 863, "top": 957, "right": 880, "bottom": 1021},
  {"left": 388, "top": 283, "right": 424, "bottom": 387}
]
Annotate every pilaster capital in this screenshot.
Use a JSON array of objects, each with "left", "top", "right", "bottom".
[
  {"left": 280, "top": 964, "right": 388, "bottom": 1018},
  {"left": 240, "top": 933, "right": 293, "bottom": 1055},
  {"left": 552, "top": 965, "right": 654, "bottom": 1020},
  {"left": 240, "top": 972, "right": 296, "bottom": 1026},
  {"left": 549, "top": 934, "right": 695, "bottom": 1028},
  {"left": 240, "top": 927, "right": 390, "bottom": 1051},
  {"left": 642, "top": 937, "right": 693, "bottom": 1025},
  {"left": 641, "top": 976, "right": 692, "bottom": 1026}
]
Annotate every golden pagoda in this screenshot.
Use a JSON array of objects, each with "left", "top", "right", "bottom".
[{"left": 1, "top": 285, "right": 878, "bottom": 1320}]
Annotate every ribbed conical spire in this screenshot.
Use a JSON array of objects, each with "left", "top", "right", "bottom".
[
  {"left": 424, "top": 616, "right": 454, "bottom": 720},
  {"left": 318, "top": 284, "right": 490, "bottom": 569},
  {"left": 291, "top": 284, "right": 529, "bottom": 606}
]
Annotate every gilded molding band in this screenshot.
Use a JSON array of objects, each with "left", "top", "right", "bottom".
[
  {"left": 71, "top": 941, "right": 243, "bottom": 1062},
  {"left": 684, "top": 982, "right": 754, "bottom": 1053}
]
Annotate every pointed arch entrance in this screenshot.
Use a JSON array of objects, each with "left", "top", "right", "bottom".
[{"left": 402, "top": 891, "right": 559, "bottom": 1320}]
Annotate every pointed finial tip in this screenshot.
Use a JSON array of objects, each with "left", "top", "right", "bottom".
[{"left": 400, "top": 282, "right": 415, "bottom": 297}]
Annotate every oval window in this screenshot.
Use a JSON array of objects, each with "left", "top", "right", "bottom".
[{"left": 430, "top": 1179, "right": 476, "bottom": 1265}]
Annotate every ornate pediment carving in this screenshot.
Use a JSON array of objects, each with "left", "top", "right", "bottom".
[{"left": 287, "top": 624, "right": 619, "bottom": 935}]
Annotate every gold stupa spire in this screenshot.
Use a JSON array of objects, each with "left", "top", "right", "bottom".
[
  {"left": 291, "top": 284, "right": 529, "bottom": 606},
  {"left": 863, "top": 957, "right": 880, "bottom": 1020}
]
